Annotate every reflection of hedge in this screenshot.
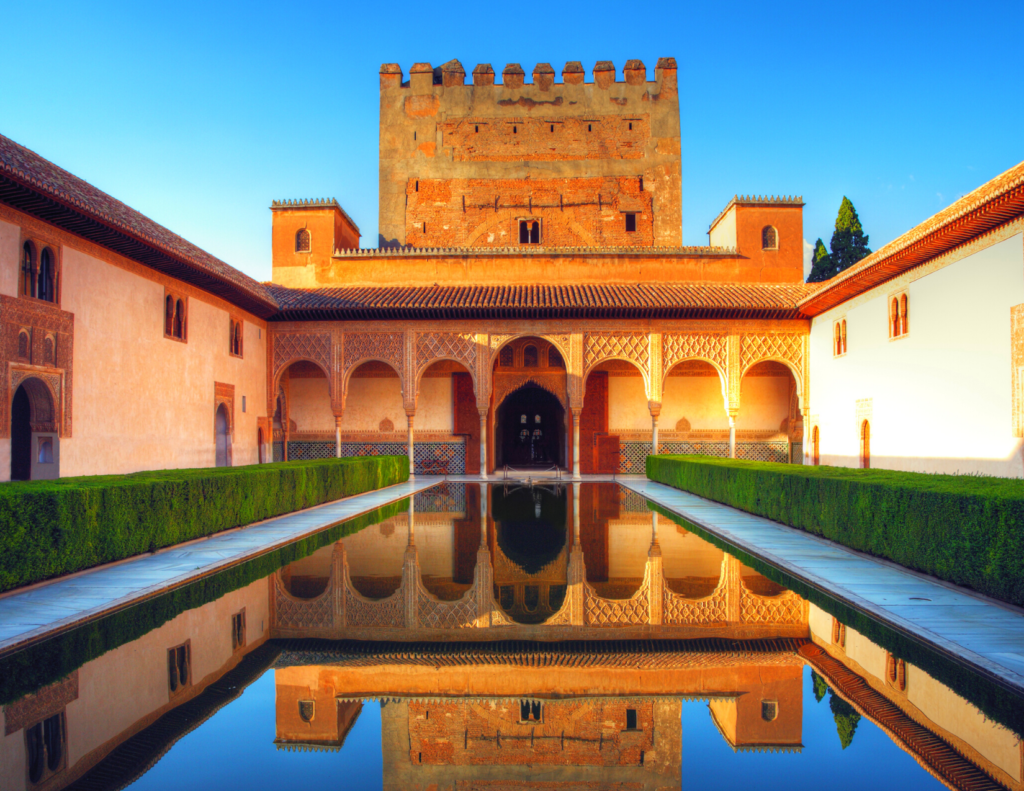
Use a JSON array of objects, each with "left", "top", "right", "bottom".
[
  {"left": 647, "top": 455, "right": 1024, "bottom": 607},
  {"left": 649, "top": 500, "right": 1024, "bottom": 738},
  {"left": 0, "top": 456, "right": 408, "bottom": 593},
  {"left": 0, "top": 498, "right": 407, "bottom": 705}
]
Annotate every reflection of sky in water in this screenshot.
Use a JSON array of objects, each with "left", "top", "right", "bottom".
[
  {"left": 127, "top": 671, "right": 384, "bottom": 791},
  {"left": 682, "top": 666, "right": 944, "bottom": 791}
]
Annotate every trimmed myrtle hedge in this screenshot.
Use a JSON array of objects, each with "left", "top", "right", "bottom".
[
  {"left": 0, "top": 497, "right": 407, "bottom": 705},
  {"left": 0, "top": 455, "right": 408, "bottom": 593},
  {"left": 646, "top": 455, "right": 1024, "bottom": 608}
]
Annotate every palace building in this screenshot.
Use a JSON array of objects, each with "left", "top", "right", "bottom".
[{"left": 0, "top": 57, "right": 1022, "bottom": 481}]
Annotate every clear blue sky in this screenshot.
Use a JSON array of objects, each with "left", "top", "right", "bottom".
[{"left": 1, "top": 0, "right": 1021, "bottom": 282}]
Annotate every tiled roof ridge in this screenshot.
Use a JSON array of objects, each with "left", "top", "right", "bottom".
[
  {"left": 333, "top": 244, "right": 738, "bottom": 257},
  {"left": 0, "top": 133, "right": 277, "bottom": 312},
  {"left": 271, "top": 197, "right": 361, "bottom": 235},
  {"left": 800, "top": 158, "right": 1024, "bottom": 309},
  {"left": 709, "top": 194, "right": 805, "bottom": 232}
]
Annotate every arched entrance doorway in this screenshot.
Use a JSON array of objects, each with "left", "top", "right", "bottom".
[
  {"left": 496, "top": 385, "right": 564, "bottom": 468},
  {"left": 10, "top": 377, "right": 59, "bottom": 481},
  {"left": 215, "top": 403, "right": 231, "bottom": 467}
]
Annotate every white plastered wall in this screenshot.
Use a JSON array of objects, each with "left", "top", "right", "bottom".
[
  {"left": 807, "top": 228, "right": 1024, "bottom": 476},
  {"left": 0, "top": 224, "right": 269, "bottom": 479}
]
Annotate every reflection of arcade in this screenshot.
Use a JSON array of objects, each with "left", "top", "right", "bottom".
[
  {"left": 273, "top": 640, "right": 806, "bottom": 791},
  {"left": 490, "top": 484, "right": 568, "bottom": 623}
]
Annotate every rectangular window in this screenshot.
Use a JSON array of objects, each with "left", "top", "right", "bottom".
[
  {"left": 242, "top": 396, "right": 246, "bottom": 413},
  {"left": 164, "top": 290, "right": 188, "bottom": 343},
  {"left": 626, "top": 708, "right": 638, "bottom": 729},
  {"left": 167, "top": 641, "right": 192, "bottom": 697},
  {"left": 625, "top": 213, "right": 637, "bottom": 233},
  {"left": 231, "top": 610, "right": 246, "bottom": 651}
]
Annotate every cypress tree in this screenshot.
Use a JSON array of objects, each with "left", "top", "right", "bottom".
[
  {"left": 830, "top": 196, "right": 871, "bottom": 274},
  {"left": 811, "top": 670, "right": 829, "bottom": 703},
  {"left": 806, "top": 238, "right": 833, "bottom": 283},
  {"left": 829, "top": 691, "right": 861, "bottom": 749}
]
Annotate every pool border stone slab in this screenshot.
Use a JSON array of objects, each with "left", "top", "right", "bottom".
[
  {"left": 0, "top": 477, "right": 442, "bottom": 658},
  {"left": 621, "top": 478, "right": 1024, "bottom": 697}
]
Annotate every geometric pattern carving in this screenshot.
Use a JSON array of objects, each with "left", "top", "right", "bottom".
[
  {"left": 336, "top": 441, "right": 467, "bottom": 475},
  {"left": 274, "top": 575, "right": 334, "bottom": 630},
  {"left": 740, "top": 588, "right": 806, "bottom": 625},
  {"left": 344, "top": 583, "right": 405, "bottom": 628},
  {"left": 343, "top": 332, "right": 404, "bottom": 381},
  {"left": 492, "top": 371, "right": 568, "bottom": 411},
  {"left": 740, "top": 333, "right": 803, "bottom": 375},
  {"left": 416, "top": 332, "right": 477, "bottom": 377},
  {"left": 663, "top": 333, "right": 727, "bottom": 373},
  {"left": 417, "top": 584, "right": 479, "bottom": 629},
  {"left": 664, "top": 590, "right": 728, "bottom": 626},
  {"left": 584, "top": 566, "right": 651, "bottom": 627},
  {"left": 10, "top": 369, "right": 60, "bottom": 432},
  {"left": 585, "top": 332, "right": 649, "bottom": 377},
  {"left": 274, "top": 331, "right": 332, "bottom": 380}
]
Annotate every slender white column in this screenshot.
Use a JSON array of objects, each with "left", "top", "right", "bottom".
[
  {"left": 728, "top": 414, "right": 737, "bottom": 459},
  {"left": 571, "top": 410, "right": 581, "bottom": 480},
  {"left": 651, "top": 414, "right": 659, "bottom": 457},
  {"left": 406, "top": 412, "right": 416, "bottom": 479},
  {"left": 478, "top": 409, "right": 488, "bottom": 479},
  {"left": 334, "top": 415, "right": 343, "bottom": 459}
]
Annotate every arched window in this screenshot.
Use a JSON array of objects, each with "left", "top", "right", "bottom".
[
  {"left": 21, "top": 242, "right": 35, "bottom": 298},
  {"left": 834, "top": 323, "right": 842, "bottom": 356},
  {"left": 165, "top": 296, "right": 174, "bottom": 335},
  {"left": 174, "top": 299, "right": 185, "bottom": 339},
  {"left": 295, "top": 228, "right": 311, "bottom": 252},
  {"left": 812, "top": 425, "right": 820, "bottom": 466},
  {"left": 890, "top": 297, "right": 900, "bottom": 338},
  {"left": 832, "top": 617, "right": 846, "bottom": 647},
  {"left": 860, "top": 420, "right": 870, "bottom": 469},
  {"left": 500, "top": 345, "right": 514, "bottom": 367},
  {"left": 44, "top": 336, "right": 54, "bottom": 366},
  {"left": 841, "top": 320, "right": 847, "bottom": 354},
  {"left": 38, "top": 248, "right": 55, "bottom": 302},
  {"left": 548, "top": 347, "right": 564, "bottom": 368},
  {"left": 761, "top": 701, "right": 778, "bottom": 722},
  {"left": 17, "top": 331, "right": 29, "bottom": 360},
  {"left": 762, "top": 226, "right": 778, "bottom": 250},
  {"left": 234, "top": 322, "right": 242, "bottom": 355},
  {"left": 523, "top": 345, "right": 538, "bottom": 367},
  {"left": 900, "top": 294, "right": 908, "bottom": 335},
  {"left": 298, "top": 701, "right": 315, "bottom": 722},
  {"left": 519, "top": 220, "right": 541, "bottom": 245}
]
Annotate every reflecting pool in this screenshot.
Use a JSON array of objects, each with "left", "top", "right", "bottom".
[{"left": 0, "top": 483, "right": 1020, "bottom": 790}]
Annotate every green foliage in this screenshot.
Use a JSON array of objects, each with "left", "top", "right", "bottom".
[
  {"left": 0, "top": 456, "right": 408, "bottom": 593},
  {"left": 806, "top": 238, "right": 834, "bottom": 283},
  {"left": 805, "top": 197, "right": 872, "bottom": 283},
  {"left": 830, "top": 196, "right": 872, "bottom": 273},
  {"left": 646, "top": 455, "right": 1024, "bottom": 607},
  {"left": 0, "top": 498, "right": 407, "bottom": 705},
  {"left": 811, "top": 670, "right": 829, "bottom": 703},
  {"left": 829, "top": 691, "right": 861, "bottom": 749}
]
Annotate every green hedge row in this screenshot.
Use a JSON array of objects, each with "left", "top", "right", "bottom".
[
  {"left": 646, "top": 455, "right": 1024, "bottom": 607},
  {"left": 0, "top": 456, "right": 408, "bottom": 593}
]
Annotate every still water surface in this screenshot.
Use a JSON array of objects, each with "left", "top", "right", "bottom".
[{"left": 0, "top": 483, "right": 1020, "bottom": 790}]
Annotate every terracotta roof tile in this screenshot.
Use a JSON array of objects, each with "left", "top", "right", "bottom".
[
  {"left": 0, "top": 134, "right": 278, "bottom": 316},
  {"left": 267, "top": 282, "right": 811, "bottom": 321},
  {"left": 800, "top": 159, "right": 1024, "bottom": 315}
]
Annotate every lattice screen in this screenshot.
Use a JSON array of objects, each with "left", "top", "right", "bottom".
[
  {"left": 287, "top": 441, "right": 335, "bottom": 460},
  {"left": 618, "top": 487, "right": 651, "bottom": 513},
  {"left": 619, "top": 440, "right": 786, "bottom": 472},
  {"left": 415, "top": 482, "right": 467, "bottom": 512},
  {"left": 335, "top": 441, "right": 466, "bottom": 474}
]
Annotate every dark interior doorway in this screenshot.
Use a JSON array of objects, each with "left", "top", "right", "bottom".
[
  {"left": 496, "top": 385, "right": 564, "bottom": 468},
  {"left": 11, "top": 385, "right": 31, "bottom": 481}
]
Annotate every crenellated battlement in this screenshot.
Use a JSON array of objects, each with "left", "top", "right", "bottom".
[
  {"left": 271, "top": 198, "right": 341, "bottom": 210},
  {"left": 379, "top": 58, "right": 677, "bottom": 91}
]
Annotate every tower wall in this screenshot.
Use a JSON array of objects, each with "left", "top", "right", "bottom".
[{"left": 378, "top": 59, "right": 682, "bottom": 248}]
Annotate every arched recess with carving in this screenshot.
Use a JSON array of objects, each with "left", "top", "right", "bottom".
[
  {"left": 341, "top": 331, "right": 406, "bottom": 408},
  {"left": 339, "top": 360, "right": 405, "bottom": 438},
  {"left": 736, "top": 360, "right": 801, "bottom": 463},
  {"left": 10, "top": 375, "right": 59, "bottom": 481},
  {"left": 661, "top": 359, "right": 730, "bottom": 434},
  {"left": 739, "top": 333, "right": 806, "bottom": 407},
  {"left": 415, "top": 331, "right": 478, "bottom": 407}
]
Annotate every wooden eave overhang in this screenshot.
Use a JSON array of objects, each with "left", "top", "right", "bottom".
[
  {"left": 799, "top": 166, "right": 1024, "bottom": 317},
  {"left": 266, "top": 283, "right": 811, "bottom": 322}
]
